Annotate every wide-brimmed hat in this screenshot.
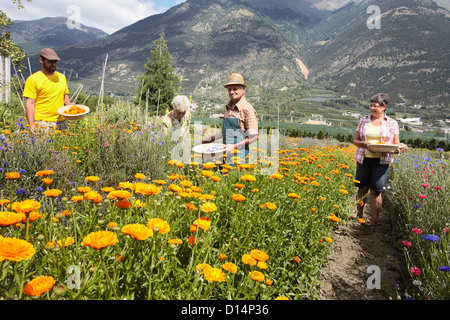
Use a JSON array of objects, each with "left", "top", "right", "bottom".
[
  {"left": 224, "top": 73, "right": 246, "bottom": 88},
  {"left": 39, "top": 48, "right": 61, "bottom": 61}
]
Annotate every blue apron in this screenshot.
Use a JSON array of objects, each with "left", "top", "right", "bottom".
[{"left": 223, "top": 113, "right": 249, "bottom": 165}]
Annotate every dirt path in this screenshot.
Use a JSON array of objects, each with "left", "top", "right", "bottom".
[{"left": 317, "top": 206, "right": 405, "bottom": 300}]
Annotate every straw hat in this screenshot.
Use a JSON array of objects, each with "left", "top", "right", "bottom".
[{"left": 224, "top": 73, "right": 246, "bottom": 88}]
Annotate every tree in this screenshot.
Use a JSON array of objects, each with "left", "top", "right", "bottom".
[
  {"left": 135, "top": 31, "right": 181, "bottom": 115},
  {"left": 1, "top": 1, "right": 31, "bottom": 67}
]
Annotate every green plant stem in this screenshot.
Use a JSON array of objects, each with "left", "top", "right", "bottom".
[{"left": 99, "top": 248, "right": 116, "bottom": 299}]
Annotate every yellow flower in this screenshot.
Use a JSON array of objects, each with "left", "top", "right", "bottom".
[
  {"left": 288, "top": 193, "right": 300, "bottom": 199},
  {"left": 202, "top": 162, "right": 216, "bottom": 170},
  {"left": 0, "top": 211, "right": 24, "bottom": 226},
  {"left": 84, "top": 191, "right": 102, "bottom": 203},
  {"left": 250, "top": 249, "right": 269, "bottom": 262},
  {"left": 265, "top": 202, "right": 277, "bottom": 210},
  {"left": 23, "top": 276, "right": 56, "bottom": 297},
  {"left": 257, "top": 261, "right": 268, "bottom": 269},
  {"left": 168, "top": 184, "right": 183, "bottom": 193},
  {"left": 70, "top": 195, "right": 84, "bottom": 202},
  {"left": 0, "top": 237, "right": 36, "bottom": 261},
  {"left": 42, "top": 178, "right": 53, "bottom": 185},
  {"left": 11, "top": 199, "right": 41, "bottom": 214},
  {"left": 339, "top": 189, "right": 349, "bottom": 194},
  {"left": 203, "top": 267, "right": 226, "bottom": 283},
  {"left": 275, "top": 296, "right": 290, "bottom": 300},
  {"left": 101, "top": 187, "right": 115, "bottom": 193},
  {"left": 232, "top": 194, "right": 246, "bottom": 202},
  {"left": 77, "top": 186, "right": 91, "bottom": 193},
  {"left": 56, "top": 237, "right": 75, "bottom": 247},
  {"left": 35, "top": 170, "right": 55, "bottom": 176},
  {"left": 265, "top": 279, "right": 273, "bottom": 286},
  {"left": 117, "top": 181, "right": 134, "bottom": 190},
  {"left": 121, "top": 223, "right": 153, "bottom": 240},
  {"left": 249, "top": 270, "right": 265, "bottom": 282},
  {"left": 108, "top": 222, "right": 118, "bottom": 229},
  {"left": 168, "top": 238, "right": 183, "bottom": 245},
  {"left": 242, "top": 254, "right": 257, "bottom": 266},
  {"left": 107, "top": 190, "right": 132, "bottom": 200},
  {"left": 82, "top": 231, "right": 117, "bottom": 250},
  {"left": 222, "top": 262, "right": 237, "bottom": 274},
  {"left": 269, "top": 173, "right": 283, "bottom": 180},
  {"left": 85, "top": 176, "right": 100, "bottom": 182},
  {"left": 200, "top": 202, "right": 217, "bottom": 213},
  {"left": 201, "top": 170, "right": 214, "bottom": 178},
  {"left": 241, "top": 174, "right": 256, "bottom": 182},
  {"left": 134, "top": 182, "right": 161, "bottom": 196},
  {"left": 180, "top": 180, "right": 193, "bottom": 188},
  {"left": 193, "top": 217, "right": 211, "bottom": 231},
  {"left": 134, "top": 173, "right": 146, "bottom": 180},
  {"left": 146, "top": 218, "right": 170, "bottom": 234},
  {"left": 43, "top": 189, "right": 63, "bottom": 198},
  {"left": 5, "top": 172, "right": 21, "bottom": 180}
]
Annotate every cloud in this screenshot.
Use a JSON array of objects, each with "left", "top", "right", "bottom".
[{"left": 2, "top": 0, "right": 164, "bottom": 34}]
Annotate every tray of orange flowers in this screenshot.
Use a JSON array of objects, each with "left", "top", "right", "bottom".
[
  {"left": 369, "top": 142, "right": 400, "bottom": 154},
  {"left": 57, "top": 104, "right": 90, "bottom": 120}
]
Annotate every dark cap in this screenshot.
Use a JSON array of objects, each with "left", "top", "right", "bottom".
[{"left": 39, "top": 48, "right": 61, "bottom": 61}]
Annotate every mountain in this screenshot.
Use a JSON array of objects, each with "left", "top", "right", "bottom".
[
  {"left": 304, "top": 0, "right": 450, "bottom": 105},
  {"left": 10, "top": 17, "right": 108, "bottom": 55},
  {"left": 22, "top": 0, "right": 449, "bottom": 107}
]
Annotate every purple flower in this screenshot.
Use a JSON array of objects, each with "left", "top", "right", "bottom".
[{"left": 438, "top": 266, "right": 450, "bottom": 272}]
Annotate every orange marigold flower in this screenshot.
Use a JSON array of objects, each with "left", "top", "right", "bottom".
[
  {"left": 121, "top": 223, "right": 153, "bottom": 240},
  {"left": 134, "top": 173, "right": 146, "bottom": 180},
  {"left": 241, "top": 174, "right": 256, "bottom": 182},
  {"left": 56, "top": 237, "right": 75, "bottom": 247},
  {"left": 168, "top": 184, "right": 183, "bottom": 193},
  {"left": 219, "top": 253, "right": 226, "bottom": 260},
  {"left": 222, "top": 262, "right": 237, "bottom": 274},
  {"left": 85, "top": 176, "right": 100, "bottom": 182},
  {"left": 11, "top": 199, "right": 41, "bottom": 214},
  {"left": 266, "top": 279, "right": 274, "bottom": 286},
  {"left": 42, "top": 178, "right": 53, "bottom": 185},
  {"left": 328, "top": 215, "right": 341, "bottom": 222},
  {"left": 200, "top": 202, "right": 217, "bottom": 213},
  {"left": 117, "top": 181, "right": 134, "bottom": 190},
  {"left": 204, "top": 267, "right": 226, "bottom": 282},
  {"left": 146, "top": 218, "right": 170, "bottom": 234},
  {"left": 202, "top": 162, "right": 216, "bottom": 170},
  {"left": 265, "top": 202, "right": 277, "bottom": 210},
  {"left": 21, "top": 211, "right": 41, "bottom": 223},
  {"left": 115, "top": 199, "right": 132, "bottom": 209},
  {"left": 134, "top": 183, "right": 161, "bottom": 196},
  {"left": 168, "top": 238, "right": 183, "bottom": 245},
  {"left": 288, "top": 193, "right": 300, "bottom": 199},
  {"left": 186, "top": 203, "right": 196, "bottom": 210},
  {"left": 0, "top": 211, "right": 24, "bottom": 226},
  {"left": 101, "top": 187, "right": 115, "bottom": 193},
  {"left": 107, "top": 190, "right": 132, "bottom": 200},
  {"left": 77, "top": 186, "right": 91, "bottom": 193},
  {"left": 201, "top": 170, "right": 214, "bottom": 178},
  {"left": 193, "top": 217, "right": 211, "bottom": 231},
  {"left": 242, "top": 254, "right": 257, "bottom": 266},
  {"left": 5, "top": 172, "right": 21, "bottom": 180},
  {"left": 82, "top": 230, "right": 117, "bottom": 250},
  {"left": 269, "top": 173, "right": 283, "bottom": 180},
  {"left": 35, "top": 170, "right": 55, "bottom": 176},
  {"left": 249, "top": 270, "right": 265, "bottom": 282},
  {"left": 43, "top": 189, "right": 63, "bottom": 198},
  {"left": 196, "top": 263, "right": 212, "bottom": 273},
  {"left": 234, "top": 183, "right": 244, "bottom": 189},
  {"left": 232, "top": 194, "right": 246, "bottom": 202},
  {"left": 180, "top": 180, "right": 193, "bottom": 188},
  {"left": 293, "top": 256, "right": 301, "bottom": 263},
  {"left": 23, "top": 276, "right": 56, "bottom": 297},
  {"left": 250, "top": 249, "right": 269, "bottom": 262},
  {"left": 71, "top": 195, "right": 84, "bottom": 202},
  {"left": 108, "top": 222, "right": 118, "bottom": 229},
  {"left": 187, "top": 236, "right": 200, "bottom": 244},
  {"left": 0, "top": 199, "right": 10, "bottom": 205},
  {"left": 0, "top": 237, "right": 36, "bottom": 261}
]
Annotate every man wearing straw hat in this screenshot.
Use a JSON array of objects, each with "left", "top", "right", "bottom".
[
  {"left": 23, "top": 48, "right": 73, "bottom": 135},
  {"left": 202, "top": 73, "right": 259, "bottom": 164}
]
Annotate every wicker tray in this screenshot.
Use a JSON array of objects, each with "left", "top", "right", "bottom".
[
  {"left": 192, "top": 143, "right": 227, "bottom": 154},
  {"left": 369, "top": 144, "right": 399, "bottom": 153},
  {"left": 57, "top": 105, "right": 90, "bottom": 121}
]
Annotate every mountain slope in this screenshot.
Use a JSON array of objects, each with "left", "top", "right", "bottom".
[
  {"left": 304, "top": 0, "right": 450, "bottom": 105},
  {"left": 11, "top": 17, "right": 108, "bottom": 55}
]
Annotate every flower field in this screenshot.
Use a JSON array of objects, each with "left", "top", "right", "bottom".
[
  {"left": 386, "top": 149, "right": 449, "bottom": 300},
  {"left": 0, "top": 102, "right": 448, "bottom": 300}
]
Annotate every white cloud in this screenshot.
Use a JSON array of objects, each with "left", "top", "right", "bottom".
[{"left": 2, "top": 0, "right": 164, "bottom": 34}]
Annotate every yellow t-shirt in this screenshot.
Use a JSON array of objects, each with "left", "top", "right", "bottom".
[
  {"left": 23, "top": 71, "right": 69, "bottom": 122},
  {"left": 365, "top": 122, "right": 381, "bottom": 158}
]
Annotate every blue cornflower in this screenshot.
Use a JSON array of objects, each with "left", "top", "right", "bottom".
[
  {"left": 19, "top": 169, "right": 26, "bottom": 174},
  {"left": 3, "top": 161, "right": 7, "bottom": 166},
  {"left": 160, "top": 140, "right": 165, "bottom": 146},
  {"left": 438, "top": 266, "right": 450, "bottom": 272},
  {"left": 436, "top": 148, "right": 444, "bottom": 152},
  {"left": 36, "top": 187, "right": 43, "bottom": 192},
  {"left": 423, "top": 234, "right": 440, "bottom": 242},
  {"left": 16, "top": 188, "right": 28, "bottom": 195},
  {"left": 0, "top": 136, "right": 6, "bottom": 141},
  {"left": 413, "top": 204, "right": 421, "bottom": 208}
]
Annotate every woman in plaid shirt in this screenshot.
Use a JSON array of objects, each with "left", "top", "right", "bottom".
[{"left": 353, "top": 93, "right": 408, "bottom": 230}]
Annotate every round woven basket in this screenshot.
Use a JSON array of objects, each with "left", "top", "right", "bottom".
[{"left": 57, "top": 105, "right": 90, "bottom": 121}]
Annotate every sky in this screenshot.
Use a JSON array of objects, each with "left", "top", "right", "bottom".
[
  {"left": 2, "top": 0, "right": 186, "bottom": 34},
  {"left": 3, "top": 0, "right": 450, "bottom": 34}
]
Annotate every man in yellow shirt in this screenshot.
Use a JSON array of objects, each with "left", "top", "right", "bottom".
[{"left": 23, "top": 48, "right": 72, "bottom": 135}]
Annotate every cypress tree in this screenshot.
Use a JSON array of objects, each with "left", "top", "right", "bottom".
[{"left": 135, "top": 31, "right": 181, "bottom": 115}]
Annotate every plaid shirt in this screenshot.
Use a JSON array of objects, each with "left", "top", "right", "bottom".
[
  {"left": 224, "top": 96, "right": 259, "bottom": 136},
  {"left": 354, "top": 114, "right": 399, "bottom": 164}
]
